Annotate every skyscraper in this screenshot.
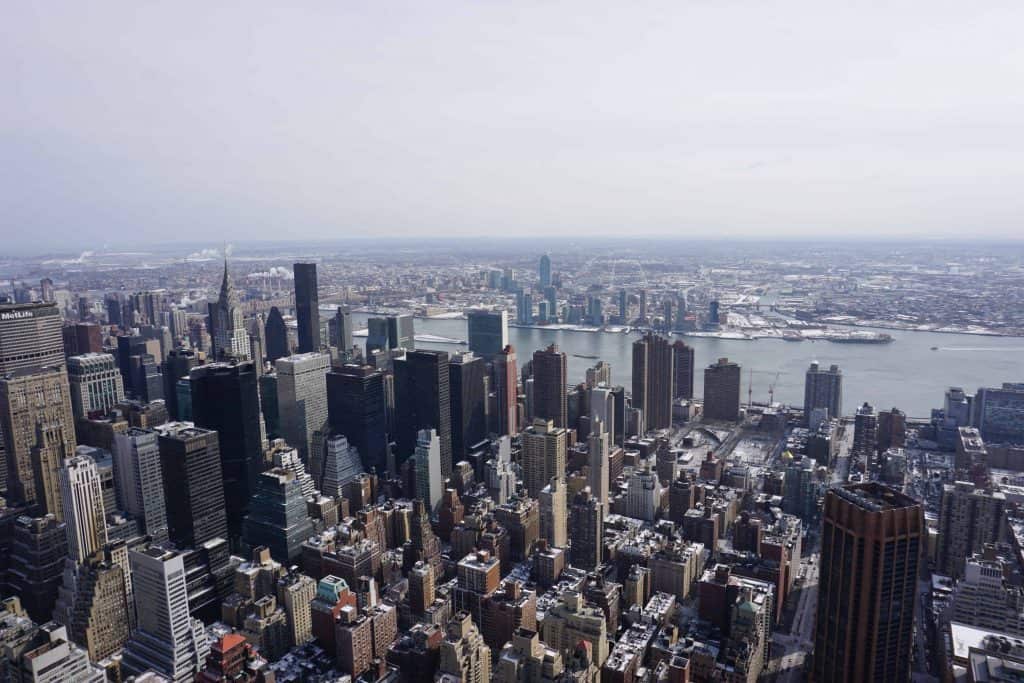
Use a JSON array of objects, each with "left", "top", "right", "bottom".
[
  {"left": 538, "top": 254, "right": 552, "bottom": 290},
  {"left": 156, "top": 422, "right": 229, "bottom": 547},
  {"left": 937, "top": 481, "right": 1007, "bottom": 578},
  {"left": 121, "top": 547, "right": 211, "bottom": 681},
  {"left": 632, "top": 333, "right": 674, "bottom": 432},
  {"left": 532, "top": 344, "right": 567, "bottom": 429},
  {"left": 853, "top": 402, "right": 878, "bottom": 462},
  {"left": 521, "top": 418, "right": 566, "bottom": 499},
  {"left": 112, "top": 428, "right": 169, "bottom": 543},
  {"left": 394, "top": 350, "right": 453, "bottom": 475},
  {"left": 569, "top": 489, "right": 603, "bottom": 570},
  {"left": 208, "top": 259, "right": 250, "bottom": 361},
  {"left": 466, "top": 309, "right": 509, "bottom": 360},
  {"left": 539, "top": 476, "right": 567, "bottom": 548},
  {"left": 190, "top": 361, "right": 263, "bottom": 543},
  {"left": 671, "top": 340, "right": 695, "bottom": 400},
  {"left": 493, "top": 345, "right": 518, "bottom": 437},
  {"left": 264, "top": 306, "right": 290, "bottom": 363},
  {"left": 58, "top": 454, "right": 107, "bottom": 564},
  {"left": 804, "top": 362, "right": 843, "bottom": 424},
  {"left": 973, "top": 383, "right": 1024, "bottom": 443},
  {"left": 329, "top": 306, "right": 353, "bottom": 360},
  {"left": 0, "top": 367, "right": 76, "bottom": 516},
  {"left": 412, "top": 428, "right": 443, "bottom": 515},
  {"left": 814, "top": 483, "right": 922, "bottom": 683},
  {"left": 327, "top": 364, "right": 388, "bottom": 475},
  {"left": 275, "top": 352, "right": 330, "bottom": 464},
  {"left": 703, "top": 357, "right": 741, "bottom": 422},
  {"left": 67, "top": 353, "right": 124, "bottom": 420},
  {"left": 449, "top": 352, "right": 486, "bottom": 460},
  {"left": 0, "top": 301, "right": 66, "bottom": 373},
  {"left": 162, "top": 349, "right": 198, "bottom": 421},
  {"left": 293, "top": 263, "right": 320, "bottom": 354},
  {"left": 438, "top": 611, "right": 491, "bottom": 683},
  {"left": 320, "top": 433, "right": 363, "bottom": 499},
  {"left": 242, "top": 467, "right": 315, "bottom": 563},
  {"left": 388, "top": 314, "right": 415, "bottom": 351},
  {"left": 587, "top": 418, "right": 610, "bottom": 510}
]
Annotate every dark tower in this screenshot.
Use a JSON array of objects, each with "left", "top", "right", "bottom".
[
  {"left": 189, "top": 361, "right": 263, "bottom": 545},
  {"left": 329, "top": 306, "right": 353, "bottom": 360},
  {"left": 532, "top": 345, "right": 567, "bottom": 429},
  {"left": 163, "top": 349, "right": 198, "bottom": 420},
  {"left": 394, "top": 350, "right": 453, "bottom": 476},
  {"left": 814, "top": 483, "right": 922, "bottom": 683},
  {"left": 157, "top": 423, "right": 228, "bottom": 547},
  {"left": 671, "top": 340, "right": 695, "bottom": 400},
  {"left": 631, "top": 333, "right": 673, "bottom": 432},
  {"left": 326, "top": 364, "right": 388, "bottom": 475},
  {"left": 449, "top": 352, "right": 487, "bottom": 461},
  {"left": 294, "top": 263, "right": 320, "bottom": 354},
  {"left": 265, "top": 306, "right": 289, "bottom": 363}
]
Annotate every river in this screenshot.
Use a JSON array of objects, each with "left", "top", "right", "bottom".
[{"left": 347, "top": 313, "right": 1023, "bottom": 418}]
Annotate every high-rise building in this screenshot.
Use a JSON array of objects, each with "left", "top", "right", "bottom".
[
  {"left": 67, "top": 353, "right": 124, "bottom": 420},
  {"left": 7, "top": 515, "right": 68, "bottom": 624},
  {"left": 671, "top": 340, "right": 695, "bottom": 400},
  {"left": 587, "top": 419, "right": 610, "bottom": 510},
  {"left": 538, "top": 254, "right": 552, "bottom": 290},
  {"left": 853, "top": 402, "right": 878, "bottom": 462},
  {"left": 394, "top": 350, "right": 453, "bottom": 475},
  {"left": 466, "top": 309, "right": 508, "bottom": 360},
  {"left": 449, "top": 352, "right": 486, "bottom": 460},
  {"left": 568, "top": 488, "right": 603, "bottom": 570},
  {"left": 293, "top": 263, "right": 320, "bottom": 354},
  {"left": 493, "top": 345, "right": 518, "bottom": 437},
  {"left": 54, "top": 552, "right": 131, "bottom": 662},
  {"left": 877, "top": 407, "right": 907, "bottom": 453},
  {"left": 703, "top": 357, "right": 741, "bottom": 422},
  {"left": 0, "top": 367, "right": 76, "bottom": 516},
  {"left": 275, "top": 352, "right": 330, "bottom": 464},
  {"left": 638, "top": 289, "right": 647, "bottom": 323},
  {"left": 387, "top": 314, "right": 415, "bottom": 351},
  {"left": 539, "top": 590, "right": 609, "bottom": 667},
  {"left": 190, "top": 361, "right": 263, "bottom": 543},
  {"left": 521, "top": 418, "right": 566, "bottom": 499},
  {"left": 320, "top": 433, "right": 363, "bottom": 499},
  {"left": 327, "top": 364, "right": 388, "bottom": 475},
  {"left": 804, "top": 362, "right": 843, "bottom": 424},
  {"left": 7, "top": 621, "right": 104, "bottom": 683},
  {"left": 532, "top": 344, "right": 567, "bottom": 429},
  {"left": 438, "top": 611, "right": 491, "bottom": 683},
  {"left": 162, "top": 349, "right": 198, "bottom": 421},
  {"left": 624, "top": 461, "right": 661, "bottom": 522},
  {"left": 412, "top": 429, "right": 443, "bottom": 515},
  {"left": 329, "top": 306, "right": 353, "bottom": 360},
  {"left": 121, "top": 547, "right": 210, "bottom": 681},
  {"left": 112, "top": 428, "right": 169, "bottom": 543},
  {"left": 974, "top": 383, "right": 1024, "bottom": 443},
  {"left": 632, "top": 333, "right": 673, "bottom": 432},
  {"left": 62, "top": 322, "right": 103, "bottom": 358},
  {"left": 0, "top": 301, "right": 66, "bottom": 373},
  {"left": 242, "top": 467, "right": 315, "bottom": 563},
  {"left": 58, "top": 454, "right": 107, "bottom": 564},
  {"left": 156, "top": 422, "right": 229, "bottom": 547},
  {"left": 264, "top": 306, "right": 290, "bottom": 363},
  {"left": 539, "top": 476, "right": 567, "bottom": 548},
  {"left": 208, "top": 259, "right": 250, "bottom": 361},
  {"left": 937, "top": 481, "right": 1007, "bottom": 578},
  {"left": 814, "top": 483, "right": 922, "bottom": 683}
]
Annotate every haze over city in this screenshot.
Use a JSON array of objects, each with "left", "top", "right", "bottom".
[{"left": 4, "top": 2, "right": 1024, "bottom": 250}]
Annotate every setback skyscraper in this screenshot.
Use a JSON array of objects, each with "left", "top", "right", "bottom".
[
  {"left": 814, "top": 483, "right": 922, "bottom": 683},
  {"left": 265, "top": 306, "right": 290, "bottom": 363},
  {"left": 67, "top": 353, "right": 124, "bottom": 421},
  {"left": 208, "top": 259, "right": 249, "bottom": 361},
  {"left": 293, "top": 262, "right": 320, "bottom": 354}
]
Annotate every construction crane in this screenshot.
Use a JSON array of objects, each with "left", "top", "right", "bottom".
[{"left": 768, "top": 371, "right": 782, "bottom": 405}]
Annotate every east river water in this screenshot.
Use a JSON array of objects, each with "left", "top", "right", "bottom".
[{"left": 349, "top": 313, "right": 1023, "bottom": 418}]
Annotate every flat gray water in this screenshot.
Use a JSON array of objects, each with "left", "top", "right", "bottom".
[{"left": 350, "top": 313, "right": 1023, "bottom": 418}]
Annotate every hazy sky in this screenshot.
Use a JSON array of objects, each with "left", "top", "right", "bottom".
[{"left": 3, "top": 2, "right": 1023, "bottom": 249}]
